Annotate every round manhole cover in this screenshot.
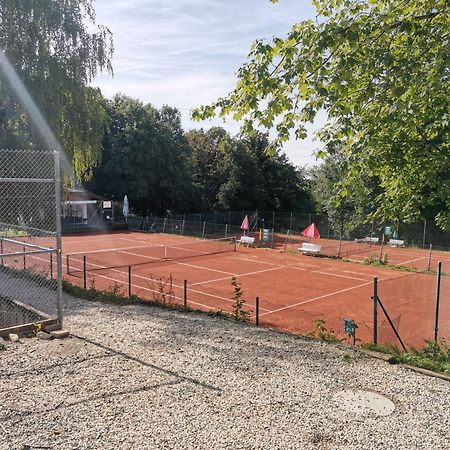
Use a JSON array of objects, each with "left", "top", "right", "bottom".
[{"left": 333, "top": 389, "right": 395, "bottom": 416}]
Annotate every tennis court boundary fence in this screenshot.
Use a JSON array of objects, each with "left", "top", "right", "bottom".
[
  {"left": 64, "top": 246, "right": 448, "bottom": 350},
  {"left": 127, "top": 215, "right": 449, "bottom": 273}
]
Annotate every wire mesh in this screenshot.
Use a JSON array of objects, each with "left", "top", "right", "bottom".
[{"left": 0, "top": 149, "right": 62, "bottom": 334}]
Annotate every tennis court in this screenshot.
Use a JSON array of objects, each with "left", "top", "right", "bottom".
[{"left": 60, "top": 231, "right": 450, "bottom": 349}]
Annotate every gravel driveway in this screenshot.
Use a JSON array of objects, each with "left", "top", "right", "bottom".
[{"left": 1, "top": 294, "right": 449, "bottom": 450}]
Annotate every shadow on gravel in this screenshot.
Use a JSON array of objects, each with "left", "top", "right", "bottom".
[
  {"left": 72, "top": 334, "right": 222, "bottom": 393},
  {"left": 1, "top": 379, "right": 181, "bottom": 422},
  {"left": 0, "top": 353, "right": 114, "bottom": 378}
]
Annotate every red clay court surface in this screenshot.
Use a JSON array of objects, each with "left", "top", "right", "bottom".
[{"left": 62, "top": 231, "right": 450, "bottom": 349}]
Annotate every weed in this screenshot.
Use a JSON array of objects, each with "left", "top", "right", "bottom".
[
  {"left": 230, "top": 277, "right": 251, "bottom": 322},
  {"left": 343, "top": 353, "right": 352, "bottom": 362},
  {"left": 307, "top": 319, "right": 342, "bottom": 343},
  {"left": 388, "top": 339, "right": 450, "bottom": 374}
]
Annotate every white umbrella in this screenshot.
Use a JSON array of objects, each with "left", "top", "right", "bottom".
[{"left": 123, "top": 195, "right": 129, "bottom": 219}]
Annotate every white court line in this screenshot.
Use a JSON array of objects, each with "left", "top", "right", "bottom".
[
  {"left": 314, "top": 271, "right": 368, "bottom": 282},
  {"left": 396, "top": 256, "right": 426, "bottom": 265},
  {"left": 66, "top": 254, "right": 267, "bottom": 310},
  {"left": 67, "top": 243, "right": 163, "bottom": 256},
  {"left": 120, "top": 250, "right": 236, "bottom": 276},
  {"left": 235, "top": 256, "right": 368, "bottom": 281},
  {"left": 190, "top": 266, "right": 285, "bottom": 286},
  {"left": 258, "top": 281, "right": 373, "bottom": 317}
]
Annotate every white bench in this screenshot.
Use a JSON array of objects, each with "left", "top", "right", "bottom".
[
  {"left": 300, "top": 242, "right": 321, "bottom": 255},
  {"left": 362, "top": 237, "right": 379, "bottom": 244},
  {"left": 237, "top": 236, "right": 255, "bottom": 247},
  {"left": 389, "top": 239, "right": 405, "bottom": 247}
]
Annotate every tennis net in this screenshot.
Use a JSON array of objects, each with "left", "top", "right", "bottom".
[{"left": 66, "top": 236, "right": 237, "bottom": 276}]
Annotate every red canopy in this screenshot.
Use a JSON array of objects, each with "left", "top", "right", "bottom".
[
  {"left": 301, "top": 223, "right": 320, "bottom": 239},
  {"left": 240, "top": 215, "right": 249, "bottom": 231}
]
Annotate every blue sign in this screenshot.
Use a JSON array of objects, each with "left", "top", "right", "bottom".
[{"left": 344, "top": 319, "right": 357, "bottom": 336}]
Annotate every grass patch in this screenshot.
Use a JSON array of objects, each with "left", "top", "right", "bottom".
[{"left": 387, "top": 339, "right": 450, "bottom": 375}]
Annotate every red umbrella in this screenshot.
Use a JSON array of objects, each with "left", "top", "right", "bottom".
[
  {"left": 301, "top": 223, "right": 320, "bottom": 239},
  {"left": 240, "top": 215, "right": 249, "bottom": 235}
]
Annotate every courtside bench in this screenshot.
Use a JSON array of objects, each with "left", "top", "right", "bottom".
[
  {"left": 389, "top": 239, "right": 405, "bottom": 247},
  {"left": 237, "top": 236, "right": 255, "bottom": 247},
  {"left": 300, "top": 242, "right": 321, "bottom": 255},
  {"left": 363, "top": 237, "right": 379, "bottom": 244}
]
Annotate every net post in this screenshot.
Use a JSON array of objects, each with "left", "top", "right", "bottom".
[
  {"left": 202, "top": 221, "right": 206, "bottom": 238},
  {"left": 83, "top": 255, "right": 87, "bottom": 290},
  {"left": 337, "top": 239, "right": 342, "bottom": 258},
  {"left": 23, "top": 245, "right": 26, "bottom": 269},
  {"left": 233, "top": 236, "right": 237, "bottom": 251},
  {"left": 427, "top": 244, "right": 433, "bottom": 271},
  {"left": 184, "top": 279, "right": 187, "bottom": 307},
  {"left": 128, "top": 265, "right": 132, "bottom": 298},
  {"left": 163, "top": 218, "right": 167, "bottom": 233},
  {"left": 271, "top": 228, "right": 274, "bottom": 248},
  {"left": 255, "top": 297, "right": 259, "bottom": 326},
  {"left": 373, "top": 277, "right": 378, "bottom": 345},
  {"left": 66, "top": 254, "right": 70, "bottom": 274},
  {"left": 434, "top": 261, "right": 442, "bottom": 341}
]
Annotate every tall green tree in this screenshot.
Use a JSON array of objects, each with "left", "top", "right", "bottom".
[
  {"left": 0, "top": 0, "right": 113, "bottom": 179},
  {"left": 193, "top": 0, "right": 450, "bottom": 229},
  {"left": 89, "top": 95, "right": 195, "bottom": 213}
]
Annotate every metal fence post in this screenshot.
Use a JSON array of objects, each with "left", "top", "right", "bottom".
[
  {"left": 434, "top": 261, "right": 442, "bottom": 341},
  {"left": 202, "top": 221, "right": 206, "bottom": 238},
  {"left": 225, "top": 224, "right": 228, "bottom": 238},
  {"left": 181, "top": 219, "right": 185, "bottom": 236},
  {"left": 427, "top": 244, "right": 433, "bottom": 271},
  {"left": 255, "top": 297, "right": 259, "bottom": 326},
  {"left": 163, "top": 217, "right": 167, "bottom": 233},
  {"left": 54, "top": 151, "right": 63, "bottom": 326},
  {"left": 83, "top": 255, "right": 87, "bottom": 290},
  {"left": 128, "top": 265, "right": 132, "bottom": 298},
  {"left": 373, "top": 277, "right": 378, "bottom": 345}
]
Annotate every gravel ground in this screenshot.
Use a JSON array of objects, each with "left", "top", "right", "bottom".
[{"left": 1, "top": 294, "right": 449, "bottom": 450}]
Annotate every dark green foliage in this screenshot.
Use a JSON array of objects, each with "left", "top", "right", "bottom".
[
  {"left": 186, "top": 128, "right": 315, "bottom": 212},
  {"left": 194, "top": 0, "right": 450, "bottom": 230},
  {"left": 0, "top": 0, "right": 113, "bottom": 179},
  {"left": 88, "top": 95, "right": 196, "bottom": 213}
]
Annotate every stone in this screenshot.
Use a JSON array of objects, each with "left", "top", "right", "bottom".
[
  {"left": 36, "top": 331, "right": 52, "bottom": 340},
  {"left": 50, "top": 329, "right": 70, "bottom": 339},
  {"left": 8, "top": 333, "right": 19, "bottom": 342}
]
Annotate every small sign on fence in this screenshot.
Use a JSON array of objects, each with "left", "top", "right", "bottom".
[
  {"left": 344, "top": 319, "right": 358, "bottom": 345},
  {"left": 262, "top": 228, "right": 271, "bottom": 242}
]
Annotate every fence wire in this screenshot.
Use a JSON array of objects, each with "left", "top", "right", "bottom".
[{"left": 0, "top": 149, "right": 62, "bottom": 335}]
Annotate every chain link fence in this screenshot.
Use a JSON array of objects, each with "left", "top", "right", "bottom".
[{"left": 0, "top": 149, "right": 62, "bottom": 336}]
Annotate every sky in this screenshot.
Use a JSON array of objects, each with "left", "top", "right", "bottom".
[{"left": 92, "top": 0, "right": 325, "bottom": 168}]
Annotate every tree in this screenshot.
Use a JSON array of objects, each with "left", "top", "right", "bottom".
[
  {"left": 185, "top": 127, "right": 231, "bottom": 210},
  {"left": 88, "top": 95, "right": 195, "bottom": 213},
  {"left": 310, "top": 155, "right": 379, "bottom": 237},
  {"left": 193, "top": 0, "right": 450, "bottom": 229},
  {"left": 0, "top": 0, "right": 113, "bottom": 179}
]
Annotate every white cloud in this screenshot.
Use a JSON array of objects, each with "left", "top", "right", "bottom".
[{"left": 92, "top": 0, "right": 323, "bottom": 166}]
